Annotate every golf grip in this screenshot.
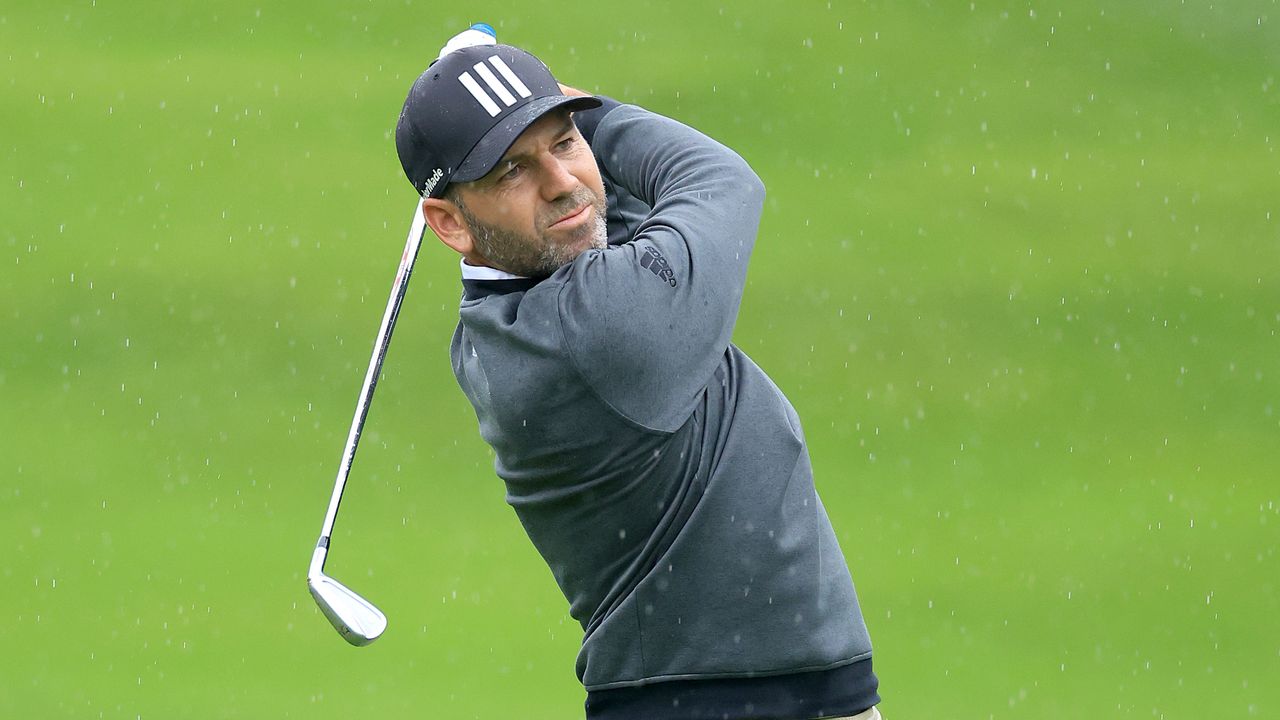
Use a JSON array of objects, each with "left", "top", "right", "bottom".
[{"left": 315, "top": 201, "right": 429, "bottom": 552}]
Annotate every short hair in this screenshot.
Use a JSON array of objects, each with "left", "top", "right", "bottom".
[{"left": 442, "top": 182, "right": 466, "bottom": 208}]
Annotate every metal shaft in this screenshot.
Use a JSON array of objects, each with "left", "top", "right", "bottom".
[{"left": 315, "top": 201, "right": 429, "bottom": 557}]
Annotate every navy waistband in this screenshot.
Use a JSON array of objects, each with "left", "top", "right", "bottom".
[{"left": 585, "top": 657, "right": 879, "bottom": 720}]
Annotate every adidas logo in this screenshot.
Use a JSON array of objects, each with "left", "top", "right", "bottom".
[
  {"left": 457, "top": 56, "right": 532, "bottom": 117},
  {"left": 640, "top": 246, "right": 678, "bottom": 287}
]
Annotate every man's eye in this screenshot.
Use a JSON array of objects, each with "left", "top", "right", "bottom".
[
  {"left": 556, "top": 136, "right": 576, "bottom": 151},
  {"left": 500, "top": 163, "right": 523, "bottom": 181}
]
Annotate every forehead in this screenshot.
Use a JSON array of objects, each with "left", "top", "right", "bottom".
[{"left": 503, "top": 108, "right": 575, "bottom": 159}]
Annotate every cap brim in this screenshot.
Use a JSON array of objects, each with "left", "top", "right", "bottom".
[{"left": 452, "top": 95, "right": 603, "bottom": 185}]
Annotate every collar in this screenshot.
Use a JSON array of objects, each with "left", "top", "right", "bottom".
[
  {"left": 460, "top": 258, "right": 526, "bottom": 281},
  {"left": 459, "top": 258, "right": 541, "bottom": 300}
]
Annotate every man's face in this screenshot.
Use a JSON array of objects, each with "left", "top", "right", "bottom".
[{"left": 451, "top": 109, "right": 607, "bottom": 278}]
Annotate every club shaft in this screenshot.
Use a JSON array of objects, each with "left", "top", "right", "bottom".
[{"left": 316, "top": 201, "right": 428, "bottom": 552}]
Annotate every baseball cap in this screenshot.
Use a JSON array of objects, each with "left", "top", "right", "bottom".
[{"left": 395, "top": 44, "right": 602, "bottom": 198}]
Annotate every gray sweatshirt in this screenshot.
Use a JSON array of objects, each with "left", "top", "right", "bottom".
[{"left": 450, "top": 101, "right": 877, "bottom": 719}]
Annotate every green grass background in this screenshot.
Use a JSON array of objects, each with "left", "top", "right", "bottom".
[{"left": 3, "top": 1, "right": 1278, "bottom": 717}]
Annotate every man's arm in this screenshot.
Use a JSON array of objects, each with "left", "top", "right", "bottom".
[
  {"left": 557, "top": 102, "right": 766, "bottom": 433},
  {"left": 567, "top": 90, "right": 651, "bottom": 248}
]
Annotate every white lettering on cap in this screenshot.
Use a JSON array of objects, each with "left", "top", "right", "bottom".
[{"left": 423, "top": 167, "right": 444, "bottom": 195}]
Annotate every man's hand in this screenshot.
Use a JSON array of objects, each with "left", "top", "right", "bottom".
[{"left": 559, "top": 83, "right": 591, "bottom": 97}]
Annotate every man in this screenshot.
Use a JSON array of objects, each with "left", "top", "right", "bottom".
[{"left": 395, "top": 36, "right": 881, "bottom": 720}]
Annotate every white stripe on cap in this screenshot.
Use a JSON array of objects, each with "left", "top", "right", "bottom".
[
  {"left": 458, "top": 71, "right": 501, "bottom": 116},
  {"left": 473, "top": 62, "right": 517, "bottom": 106},
  {"left": 487, "top": 56, "right": 532, "bottom": 98}
]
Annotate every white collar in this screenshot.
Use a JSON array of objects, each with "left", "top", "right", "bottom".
[{"left": 459, "top": 258, "right": 526, "bottom": 281}]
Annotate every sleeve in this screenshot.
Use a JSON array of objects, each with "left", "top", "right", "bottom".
[
  {"left": 557, "top": 104, "right": 766, "bottom": 433},
  {"left": 574, "top": 97, "right": 652, "bottom": 247}
]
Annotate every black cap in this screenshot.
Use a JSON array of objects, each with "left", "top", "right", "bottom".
[{"left": 395, "top": 44, "right": 602, "bottom": 198}]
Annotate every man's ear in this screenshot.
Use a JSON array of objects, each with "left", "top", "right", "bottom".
[{"left": 421, "top": 198, "right": 474, "bottom": 257}]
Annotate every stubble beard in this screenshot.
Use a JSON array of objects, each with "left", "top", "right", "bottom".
[{"left": 459, "top": 186, "right": 607, "bottom": 278}]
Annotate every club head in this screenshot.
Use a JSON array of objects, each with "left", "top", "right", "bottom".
[{"left": 308, "top": 573, "right": 387, "bottom": 646}]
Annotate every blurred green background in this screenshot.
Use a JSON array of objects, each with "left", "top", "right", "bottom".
[{"left": 3, "top": 1, "right": 1278, "bottom": 717}]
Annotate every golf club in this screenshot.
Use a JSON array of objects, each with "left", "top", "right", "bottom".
[{"left": 307, "top": 200, "right": 428, "bottom": 645}]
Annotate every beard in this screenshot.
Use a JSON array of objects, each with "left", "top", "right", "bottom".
[{"left": 458, "top": 186, "right": 608, "bottom": 278}]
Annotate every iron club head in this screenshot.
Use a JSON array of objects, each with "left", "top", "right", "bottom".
[{"left": 308, "top": 546, "right": 387, "bottom": 646}]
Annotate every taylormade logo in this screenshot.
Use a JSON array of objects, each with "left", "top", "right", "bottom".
[
  {"left": 458, "top": 56, "right": 532, "bottom": 117},
  {"left": 423, "top": 167, "right": 443, "bottom": 195}
]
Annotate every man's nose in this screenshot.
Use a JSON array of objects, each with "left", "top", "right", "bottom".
[{"left": 539, "top": 155, "right": 578, "bottom": 202}]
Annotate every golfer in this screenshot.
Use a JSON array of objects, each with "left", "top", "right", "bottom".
[{"left": 395, "top": 36, "right": 881, "bottom": 720}]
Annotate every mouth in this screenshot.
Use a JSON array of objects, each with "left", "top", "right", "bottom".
[{"left": 548, "top": 204, "right": 590, "bottom": 230}]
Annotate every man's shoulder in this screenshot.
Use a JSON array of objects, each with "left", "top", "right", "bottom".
[{"left": 451, "top": 282, "right": 653, "bottom": 447}]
